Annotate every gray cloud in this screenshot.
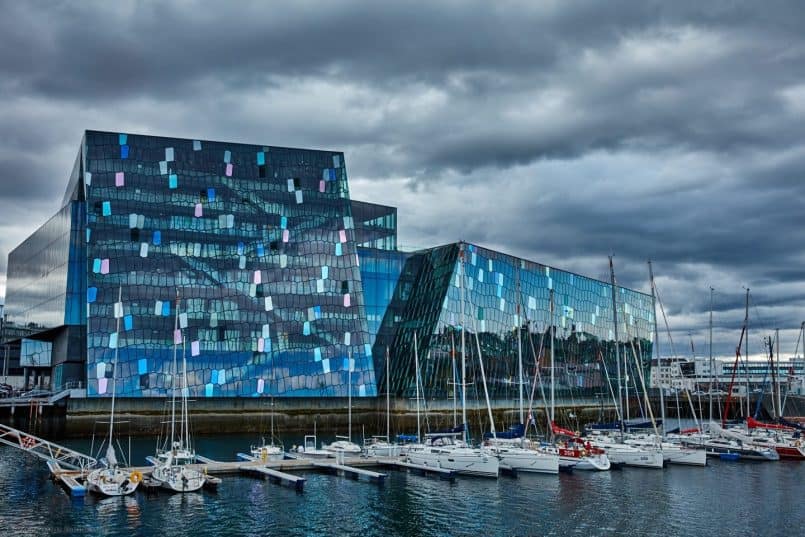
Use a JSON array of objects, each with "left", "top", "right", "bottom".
[{"left": 1, "top": 0, "right": 804, "bottom": 359}]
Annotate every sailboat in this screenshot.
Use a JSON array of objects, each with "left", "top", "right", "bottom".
[
  {"left": 741, "top": 330, "right": 804, "bottom": 459},
  {"left": 481, "top": 274, "right": 558, "bottom": 474},
  {"left": 151, "top": 294, "right": 206, "bottom": 492},
  {"left": 86, "top": 287, "right": 140, "bottom": 497},
  {"left": 297, "top": 421, "right": 335, "bottom": 459},
  {"left": 244, "top": 397, "right": 284, "bottom": 462},
  {"left": 532, "top": 289, "right": 610, "bottom": 471},
  {"left": 366, "top": 347, "right": 402, "bottom": 457},
  {"left": 588, "top": 257, "right": 663, "bottom": 469},
  {"left": 404, "top": 317, "right": 499, "bottom": 477},
  {"left": 324, "top": 350, "right": 362, "bottom": 455},
  {"left": 636, "top": 262, "right": 706, "bottom": 467}
]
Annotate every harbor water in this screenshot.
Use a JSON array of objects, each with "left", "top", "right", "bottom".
[{"left": 0, "top": 434, "right": 802, "bottom": 537}]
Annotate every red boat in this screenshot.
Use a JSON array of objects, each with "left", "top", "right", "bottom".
[{"left": 747, "top": 417, "right": 805, "bottom": 460}]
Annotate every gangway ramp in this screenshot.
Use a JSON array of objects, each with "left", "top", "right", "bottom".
[{"left": 0, "top": 423, "right": 96, "bottom": 470}]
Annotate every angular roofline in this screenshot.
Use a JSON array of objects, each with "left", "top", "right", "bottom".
[
  {"left": 84, "top": 129, "right": 344, "bottom": 156},
  {"left": 406, "top": 240, "right": 652, "bottom": 299}
]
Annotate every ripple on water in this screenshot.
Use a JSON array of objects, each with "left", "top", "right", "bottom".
[{"left": 0, "top": 439, "right": 803, "bottom": 537}]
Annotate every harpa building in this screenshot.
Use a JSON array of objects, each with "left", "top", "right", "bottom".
[{"left": 1, "top": 131, "right": 654, "bottom": 401}]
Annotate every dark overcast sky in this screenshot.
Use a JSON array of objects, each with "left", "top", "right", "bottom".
[{"left": 1, "top": 1, "right": 803, "bottom": 360}]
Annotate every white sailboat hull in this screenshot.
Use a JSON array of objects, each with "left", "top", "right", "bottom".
[
  {"left": 251, "top": 446, "right": 284, "bottom": 462},
  {"left": 597, "top": 443, "right": 664, "bottom": 468},
  {"left": 324, "top": 440, "right": 362, "bottom": 455},
  {"left": 366, "top": 443, "right": 402, "bottom": 457},
  {"left": 663, "top": 444, "right": 707, "bottom": 466},
  {"left": 569, "top": 454, "right": 612, "bottom": 471},
  {"left": 86, "top": 468, "right": 139, "bottom": 496},
  {"left": 152, "top": 465, "right": 205, "bottom": 493},
  {"left": 407, "top": 446, "right": 499, "bottom": 477},
  {"left": 487, "top": 447, "right": 559, "bottom": 474}
]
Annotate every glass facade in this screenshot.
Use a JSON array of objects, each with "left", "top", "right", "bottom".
[
  {"left": 351, "top": 200, "right": 397, "bottom": 250},
  {"left": 82, "top": 131, "right": 376, "bottom": 397},
  {"left": 20, "top": 339, "right": 53, "bottom": 367},
  {"left": 373, "top": 243, "right": 654, "bottom": 404},
  {"left": 4, "top": 203, "right": 74, "bottom": 330},
  {"left": 2, "top": 130, "right": 655, "bottom": 401},
  {"left": 357, "top": 247, "right": 409, "bottom": 344}
]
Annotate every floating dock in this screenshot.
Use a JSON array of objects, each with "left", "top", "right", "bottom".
[
  {"left": 383, "top": 459, "right": 456, "bottom": 481},
  {"left": 311, "top": 461, "right": 387, "bottom": 483},
  {"left": 240, "top": 465, "right": 306, "bottom": 491},
  {"left": 47, "top": 461, "right": 87, "bottom": 497}
]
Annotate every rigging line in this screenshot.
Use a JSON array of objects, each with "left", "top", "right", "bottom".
[
  {"left": 652, "top": 276, "right": 701, "bottom": 427},
  {"left": 557, "top": 327, "right": 581, "bottom": 432},
  {"left": 598, "top": 346, "right": 622, "bottom": 423},
  {"left": 628, "top": 337, "right": 661, "bottom": 439},
  {"left": 525, "top": 319, "right": 548, "bottom": 438}
]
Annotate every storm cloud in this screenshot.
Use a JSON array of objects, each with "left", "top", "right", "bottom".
[{"left": 1, "top": 0, "right": 804, "bottom": 359}]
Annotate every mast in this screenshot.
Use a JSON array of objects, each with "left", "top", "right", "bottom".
[
  {"left": 170, "top": 291, "right": 179, "bottom": 449},
  {"left": 517, "top": 265, "right": 524, "bottom": 426},
  {"left": 108, "top": 286, "right": 122, "bottom": 459},
  {"left": 776, "top": 328, "right": 783, "bottom": 419},
  {"left": 474, "top": 328, "right": 496, "bottom": 439},
  {"left": 181, "top": 328, "right": 189, "bottom": 452},
  {"left": 609, "top": 256, "right": 624, "bottom": 439},
  {"left": 459, "top": 242, "right": 468, "bottom": 443},
  {"left": 709, "top": 287, "right": 714, "bottom": 422},
  {"left": 648, "top": 261, "right": 664, "bottom": 436},
  {"left": 451, "top": 332, "right": 457, "bottom": 427},
  {"left": 348, "top": 348, "right": 352, "bottom": 442},
  {"left": 414, "top": 332, "right": 421, "bottom": 443},
  {"left": 744, "top": 288, "right": 750, "bottom": 418},
  {"left": 549, "top": 288, "right": 555, "bottom": 423},
  {"left": 385, "top": 346, "right": 390, "bottom": 441},
  {"left": 772, "top": 329, "right": 780, "bottom": 419}
]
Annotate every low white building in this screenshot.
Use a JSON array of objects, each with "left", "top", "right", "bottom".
[{"left": 650, "top": 356, "right": 804, "bottom": 394}]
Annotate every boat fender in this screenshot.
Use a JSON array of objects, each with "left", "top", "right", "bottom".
[{"left": 129, "top": 470, "right": 143, "bottom": 484}]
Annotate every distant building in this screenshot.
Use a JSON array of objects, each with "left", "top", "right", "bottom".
[
  {"left": 3, "top": 130, "right": 654, "bottom": 399},
  {"left": 650, "top": 355, "right": 805, "bottom": 396}
]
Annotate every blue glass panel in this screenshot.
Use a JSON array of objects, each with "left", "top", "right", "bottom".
[
  {"left": 120, "top": 145, "right": 129, "bottom": 159},
  {"left": 153, "top": 230, "right": 161, "bottom": 245},
  {"left": 124, "top": 314, "right": 133, "bottom": 331},
  {"left": 102, "top": 201, "right": 111, "bottom": 216},
  {"left": 169, "top": 174, "right": 178, "bottom": 189},
  {"left": 87, "top": 287, "right": 98, "bottom": 302},
  {"left": 162, "top": 301, "right": 170, "bottom": 316},
  {"left": 118, "top": 133, "right": 127, "bottom": 145},
  {"left": 207, "top": 188, "right": 215, "bottom": 201}
]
